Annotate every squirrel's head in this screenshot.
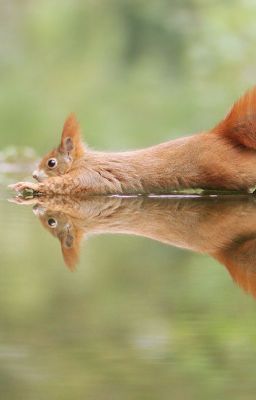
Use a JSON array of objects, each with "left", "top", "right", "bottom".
[{"left": 33, "top": 114, "right": 85, "bottom": 182}]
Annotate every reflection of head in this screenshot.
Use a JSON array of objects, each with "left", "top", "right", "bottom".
[
  {"left": 33, "top": 204, "right": 82, "bottom": 270},
  {"left": 19, "top": 195, "right": 256, "bottom": 299}
]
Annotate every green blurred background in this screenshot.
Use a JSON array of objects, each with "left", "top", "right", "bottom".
[
  {"left": 1, "top": 1, "right": 256, "bottom": 399},
  {"left": 1, "top": 0, "right": 256, "bottom": 152}
]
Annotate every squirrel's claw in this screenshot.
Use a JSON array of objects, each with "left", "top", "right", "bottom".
[
  {"left": 8, "top": 181, "right": 41, "bottom": 197},
  {"left": 8, "top": 181, "right": 37, "bottom": 191}
]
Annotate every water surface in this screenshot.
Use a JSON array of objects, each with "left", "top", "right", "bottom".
[{"left": 1, "top": 169, "right": 256, "bottom": 400}]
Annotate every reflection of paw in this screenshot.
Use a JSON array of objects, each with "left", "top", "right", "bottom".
[
  {"left": 8, "top": 196, "right": 40, "bottom": 205},
  {"left": 8, "top": 181, "right": 41, "bottom": 196}
]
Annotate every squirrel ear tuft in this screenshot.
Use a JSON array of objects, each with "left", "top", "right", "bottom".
[
  {"left": 59, "top": 114, "right": 85, "bottom": 158},
  {"left": 214, "top": 87, "right": 256, "bottom": 150},
  {"left": 60, "top": 228, "right": 83, "bottom": 271}
]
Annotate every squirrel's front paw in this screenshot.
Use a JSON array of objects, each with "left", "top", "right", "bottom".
[{"left": 8, "top": 181, "right": 42, "bottom": 197}]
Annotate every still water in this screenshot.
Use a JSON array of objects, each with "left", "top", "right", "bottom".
[{"left": 1, "top": 166, "right": 256, "bottom": 400}]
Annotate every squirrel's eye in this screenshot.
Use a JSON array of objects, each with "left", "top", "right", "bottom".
[
  {"left": 48, "top": 218, "right": 57, "bottom": 228},
  {"left": 47, "top": 158, "right": 57, "bottom": 169}
]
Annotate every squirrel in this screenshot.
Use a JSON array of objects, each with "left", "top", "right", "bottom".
[
  {"left": 9, "top": 86, "right": 256, "bottom": 195},
  {"left": 13, "top": 194, "right": 256, "bottom": 298}
]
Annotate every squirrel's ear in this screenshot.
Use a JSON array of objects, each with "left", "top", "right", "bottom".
[
  {"left": 214, "top": 86, "right": 256, "bottom": 150},
  {"left": 60, "top": 229, "right": 83, "bottom": 271},
  {"left": 59, "top": 113, "right": 85, "bottom": 158}
]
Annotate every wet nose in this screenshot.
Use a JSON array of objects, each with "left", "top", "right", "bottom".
[
  {"left": 32, "top": 204, "right": 45, "bottom": 216},
  {"left": 32, "top": 170, "right": 39, "bottom": 180}
]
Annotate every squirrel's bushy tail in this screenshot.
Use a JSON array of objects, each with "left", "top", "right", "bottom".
[{"left": 214, "top": 87, "right": 256, "bottom": 150}]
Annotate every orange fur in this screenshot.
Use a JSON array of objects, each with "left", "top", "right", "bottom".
[
  {"left": 215, "top": 87, "right": 256, "bottom": 149},
  {"left": 10, "top": 87, "right": 256, "bottom": 195}
]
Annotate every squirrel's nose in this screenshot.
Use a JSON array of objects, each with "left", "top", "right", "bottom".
[{"left": 32, "top": 170, "right": 39, "bottom": 180}]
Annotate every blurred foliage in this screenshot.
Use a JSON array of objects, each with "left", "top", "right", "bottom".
[
  {"left": 1, "top": 0, "right": 256, "bottom": 399},
  {"left": 1, "top": 0, "right": 256, "bottom": 152}
]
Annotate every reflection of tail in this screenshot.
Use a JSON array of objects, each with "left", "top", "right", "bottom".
[
  {"left": 215, "top": 87, "right": 256, "bottom": 150},
  {"left": 215, "top": 236, "right": 256, "bottom": 298}
]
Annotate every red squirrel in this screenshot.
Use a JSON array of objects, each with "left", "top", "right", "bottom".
[
  {"left": 13, "top": 195, "right": 256, "bottom": 298},
  {"left": 9, "top": 87, "right": 256, "bottom": 195}
]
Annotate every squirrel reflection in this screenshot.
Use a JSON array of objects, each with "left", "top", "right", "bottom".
[{"left": 13, "top": 195, "right": 256, "bottom": 298}]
